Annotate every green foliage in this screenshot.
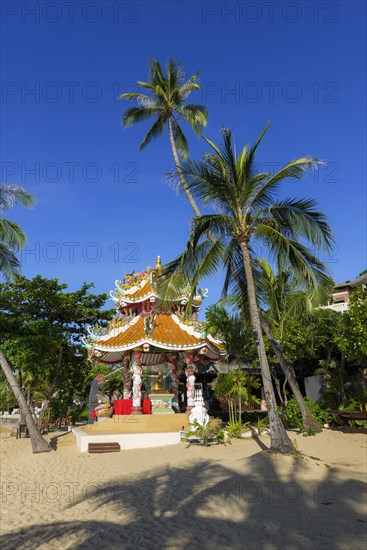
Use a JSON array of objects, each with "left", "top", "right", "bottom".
[
  {"left": 120, "top": 59, "right": 208, "bottom": 159},
  {"left": 0, "top": 369, "right": 17, "bottom": 411},
  {"left": 256, "top": 415, "right": 269, "bottom": 434},
  {"left": 0, "top": 275, "right": 110, "bottom": 410},
  {"left": 226, "top": 420, "right": 250, "bottom": 438},
  {"left": 211, "top": 370, "right": 260, "bottom": 424},
  {"left": 184, "top": 418, "right": 223, "bottom": 446},
  {"left": 205, "top": 303, "right": 257, "bottom": 362},
  {"left": 99, "top": 369, "right": 124, "bottom": 397},
  {"left": 215, "top": 427, "right": 231, "bottom": 445},
  {"left": 0, "top": 184, "right": 35, "bottom": 280},
  {"left": 337, "top": 286, "right": 367, "bottom": 365},
  {"left": 282, "top": 397, "right": 327, "bottom": 429},
  {"left": 78, "top": 409, "right": 90, "bottom": 422}
]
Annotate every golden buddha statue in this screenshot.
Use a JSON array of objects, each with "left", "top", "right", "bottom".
[{"left": 152, "top": 370, "right": 166, "bottom": 392}]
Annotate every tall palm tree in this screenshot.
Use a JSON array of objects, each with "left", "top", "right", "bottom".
[
  {"left": 256, "top": 259, "right": 332, "bottom": 432},
  {"left": 160, "top": 126, "right": 333, "bottom": 453},
  {"left": 0, "top": 184, "right": 34, "bottom": 280},
  {"left": 119, "top": 59, "right": 208, "bottom": 215}
]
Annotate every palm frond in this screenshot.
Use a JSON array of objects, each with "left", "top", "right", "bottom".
[
  {"left": 267, "top": 198, "right": 334, "bottom": 251},
  {"left": 139, "top": 114, "right": 166, "bottom": 150},
  {"left": 122, "top": 106, "right": 160, "bottom": 127},
  {"left": 0, "top": 185, "right": 35, "bottom": 212},
  {"left": 254, "top": 222, "right": 332, "bottom": 290},
  {"left": 251, "top": 157, "right": 321, "bottom": 209},
  {"left": 0, "top": 219, "right": 27, "bottom": 251},
  {"left": 119, "top": 93, "right": 158, "bottom": 108},
  {"left": 178, "top": 104, "right": 208, "bottom": 135},
  {"left": 171, "top": 120, "right": 189, "bottom": 159},
  {"left": 0, "top": 243, "right": 20, "bottom": 280}
]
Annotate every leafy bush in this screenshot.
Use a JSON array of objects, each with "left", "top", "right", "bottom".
[
  {"left": 256, "top": 415, "right": 269, "bottom": 434},
  {"left": 75, "top": 409, "right": 89, "bottom": 422},
  {"left": 184, "top": 418, "right": 223, "bottom": 446},
  {"left": 282, "top": 398, "right": 327, "bottom": 429},
  {"left": 226, "top": 420, "right": 250, "bottom": 438},
  {"left": 215, "top": 428, "right": 231, "bottom": 445}
]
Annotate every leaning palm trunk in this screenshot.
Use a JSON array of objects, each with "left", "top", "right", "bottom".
[
  {"left": 37, "top": 399, "right": 49, "bottom": 430},
  {"left": 240, "top": 243, "right": 294, "bottom": 453},
  {"left": 167, "top": 118, "right": 201, "bottom": 217},
  {"left": 0, "top": 350, "right": 51, "bottom": 453},
  {"left": 260, "top": 318, "right": 322, "bottom": 433}
]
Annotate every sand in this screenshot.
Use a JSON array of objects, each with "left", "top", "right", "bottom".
[{"left": 0, "top": 426, "right": 366, "bottom": 550}]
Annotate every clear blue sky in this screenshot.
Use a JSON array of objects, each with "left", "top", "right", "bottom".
[{"left": 1, "top": 0, "right": 366, "bottom": 310}]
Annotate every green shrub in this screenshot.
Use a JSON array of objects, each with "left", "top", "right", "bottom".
[
  {"left": 226, "top": 420, "right": 250, "bottom": 438},
  {"left": 185, "top": 418, "right": 223, "bottom": 446},
  {"left": 282, "top": 398, "right": 327, "bottom": 429},
  {"left": 75, "top": 409, "right": 89, "bottom": 422}
]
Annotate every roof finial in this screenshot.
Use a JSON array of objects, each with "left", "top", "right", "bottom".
[{"left": 155, "top": 255, "right": 162, "bottom": 275}]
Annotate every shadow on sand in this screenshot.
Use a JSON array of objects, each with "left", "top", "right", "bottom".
[{"left": 2, "top": 448, "right": 366, "bottom": 550}]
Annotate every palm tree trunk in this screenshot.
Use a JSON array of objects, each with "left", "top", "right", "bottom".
[
  {"left": 0, "top": 350, "right": 51, "bottom": 453},
  {"left": 240, "top": 242, "right": 294, "bottom": 453},
  {"left": 167, "top": 118, "right": 202, "bottom": 217},
  {"left": 260, "top": 318, "right": 322, "bottom": 433}
]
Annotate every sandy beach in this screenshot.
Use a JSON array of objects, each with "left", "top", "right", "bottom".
[{"left": 0, "top": 426, "right": 366, "bottom": 550}]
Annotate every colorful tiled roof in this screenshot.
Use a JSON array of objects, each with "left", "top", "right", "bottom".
[
  {"left": 94, "top": 313, "right": 224, "bottom": 354},
  {"left": 118, "top": 279, "right": 156, "bottom": 303}
]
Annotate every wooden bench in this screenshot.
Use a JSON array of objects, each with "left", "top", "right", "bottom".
[
  {"left": 330, "top": 410, "right": 367, "bottom": 428},
  {"left": 88, "top": 442, "right": 121, "bottom": 453}
]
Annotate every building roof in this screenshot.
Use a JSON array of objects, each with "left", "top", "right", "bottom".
[
  {"left": 93, "top": 313, "right": 225, "bottom": 357},
  {"left": 113, "top": 278, "right": 203, "bottom": 306},
  {"left": 118, "top": 279, "right": 156, "bottom": 303},
  {"left": 334, "top": 272, "right": 367, "bottom": 290}
]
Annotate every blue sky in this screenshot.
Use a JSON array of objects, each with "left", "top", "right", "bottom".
[{"left": 1, "top": 0, "right": 366, "bottom": 311}]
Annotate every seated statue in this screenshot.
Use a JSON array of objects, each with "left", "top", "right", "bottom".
[{"left": 152, "top": 370, "right": 166, "bottom": 392}]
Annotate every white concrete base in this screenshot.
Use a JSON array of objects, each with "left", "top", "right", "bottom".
[{"left": 72, "top": 427, "right": 181, "bottom": 452}]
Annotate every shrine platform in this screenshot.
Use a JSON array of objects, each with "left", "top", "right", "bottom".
[{"left": 72, "top": 414, "right": 190, "bottom": 452}]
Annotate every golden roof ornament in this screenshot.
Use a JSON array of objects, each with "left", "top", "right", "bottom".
[
  {"left": 155, "top": 255, "right": 162, "bottom": 275},
  {"left": 152, "top": 255, "right": 162, "bottom": 282}
]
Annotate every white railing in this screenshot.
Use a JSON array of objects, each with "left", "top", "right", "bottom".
[{"left": 318, "top": 302, "right": 349, "bottom": 313}]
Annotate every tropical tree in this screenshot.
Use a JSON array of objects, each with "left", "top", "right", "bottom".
[
  {"left": 256, "top": 258, "right": 332, "bottom": 432},
  {"left": 0, "top": 275, "right": 110, "bottom": 451},
  {"left": 0, "top": 351, "right": 51, "bottom": 452},
  {"left": 205, "top": 302, "right": 257, "bottom": 363},
  {"left": 0, "top": 184, "right": 34, "bottom": 280},
  {"left": 0, "top": 275, "right": 110, "bottom": 421},
  {"left": 337, "top": 285, "right": 367, "bottom": 366},
  {"left": 0, "top": 185, "right": 51, "bottom": 452},
  {"left": 160, "top": 126, "right": 334, "bottom": 453},
  {"left": 119, "top": 58, "right": 208, "bottom": 215},
  {"left": 212, "top": 370, "right": 260, "bottom": 424}
]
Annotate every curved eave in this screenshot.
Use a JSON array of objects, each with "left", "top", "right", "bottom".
[
  {"left": 95, "top": 338, "right": 212, "bottom": 353},
  {"left": 91, "top": 313, "right": 225, "bottom": 357}
]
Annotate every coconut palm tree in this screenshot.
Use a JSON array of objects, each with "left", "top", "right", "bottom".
[
  {"left": 0, "top": 184, "right": 34, "bottom": 280},
  {"left": 119, "top": 59, "right": 208, "bottom": 215},
  {"left": 160, "top": 125, "right": 334, "bottom": 453},
  {"left": 256, "top": 258, "right": 333, "bottom": 432}
]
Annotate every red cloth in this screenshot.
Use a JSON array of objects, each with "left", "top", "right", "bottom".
[
  {"left": 142, "top": 398, "right": 152, "bottom": 414},
  {"left": 113, "top": 399, "right": 133, "bottom": 415},
  {"left": 113, "top": 398, "right": 152, "bottom": 415}
]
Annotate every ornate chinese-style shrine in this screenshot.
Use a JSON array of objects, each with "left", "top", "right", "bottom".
[{"left": 83, "top": 257, "right": 225, "bottom": 415}]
